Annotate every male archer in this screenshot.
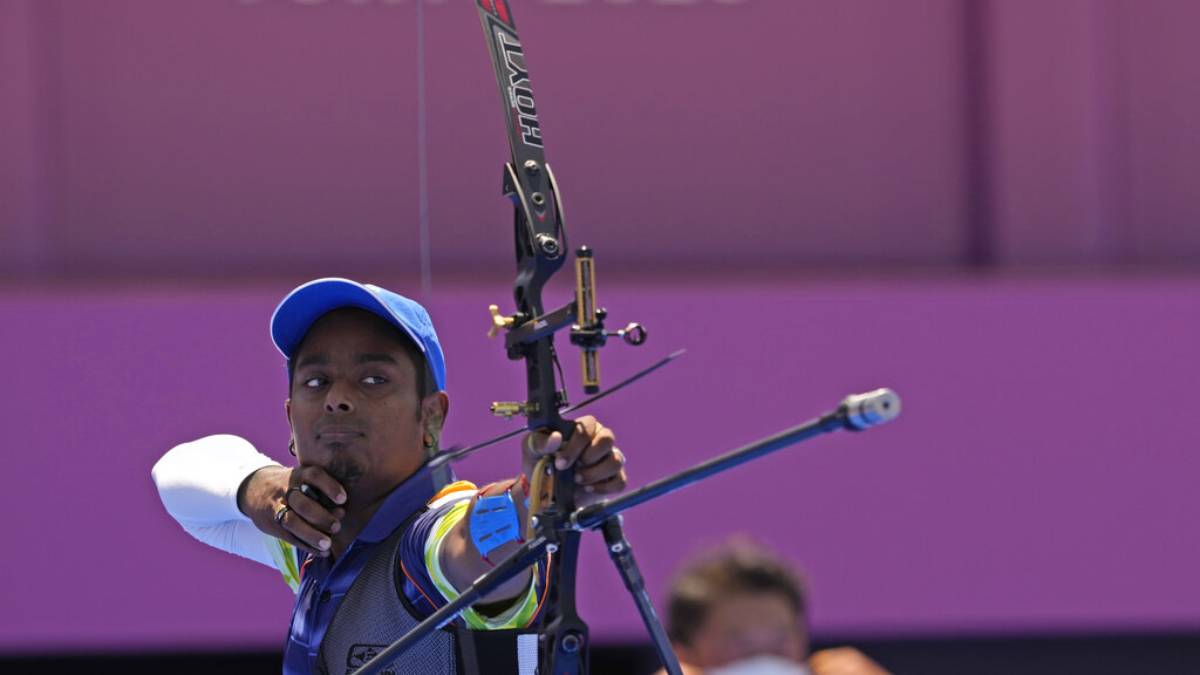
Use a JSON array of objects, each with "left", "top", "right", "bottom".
[{"left": 152, "top": 278, "right": 628, "bottom": 675}]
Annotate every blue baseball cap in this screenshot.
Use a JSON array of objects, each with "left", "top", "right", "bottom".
[{"left": 270, "top": 278, "right": 447, "bottom": 391}]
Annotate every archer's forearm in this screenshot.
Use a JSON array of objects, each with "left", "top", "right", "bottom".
[{"left": 440, "top": 512, "right": 534, "bottom": 605}]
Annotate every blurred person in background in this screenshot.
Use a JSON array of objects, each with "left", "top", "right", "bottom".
[{"left": 659, "top": 539, "right": 890, "bottom": 675}]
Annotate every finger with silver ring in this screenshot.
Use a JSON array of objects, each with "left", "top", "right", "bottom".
[{"left": 275, "top": 497, "right": 334, "bottom": 554}]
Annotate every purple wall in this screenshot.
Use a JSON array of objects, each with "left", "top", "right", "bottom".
[
  {"left": 4, "top": 278, "right": 1199, "bottom": 650},
  {"left": 3, "top": 0, "right": 1200, "bottom": 654},
  {"left": 4, "top": 0, "right": 1200, "bottom": 280}
]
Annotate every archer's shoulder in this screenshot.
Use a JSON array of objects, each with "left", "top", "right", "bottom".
[{"left": 427, "top": 480, "right": 478, "bottom": 509}]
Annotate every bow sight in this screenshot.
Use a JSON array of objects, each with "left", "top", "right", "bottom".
[{"left": 488, "top": 243, "right": 648, "bottom": 419}]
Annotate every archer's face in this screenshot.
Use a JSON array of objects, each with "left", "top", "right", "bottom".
[
  {"left": 681, "top": 591, "right": 808, "bottom": 668},
  {"left": 286, "top": 308, "right": 429, "bottom": 503}
]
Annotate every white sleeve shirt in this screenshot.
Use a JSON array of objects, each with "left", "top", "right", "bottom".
[{"left": 151, "top": 434, "right": 283, "bottom": 568}]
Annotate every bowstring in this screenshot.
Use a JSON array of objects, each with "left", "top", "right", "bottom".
[{"left": 416, "top": 0, "right": 433, "bottom": 298}]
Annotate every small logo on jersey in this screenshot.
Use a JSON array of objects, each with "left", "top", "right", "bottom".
[{"left": 347, "top": 643, "right": 396, "bottom": 675}]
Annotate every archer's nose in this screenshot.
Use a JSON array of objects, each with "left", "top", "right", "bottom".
[{"left": 324, "top": 383, "right": 355, "bottom": 414}]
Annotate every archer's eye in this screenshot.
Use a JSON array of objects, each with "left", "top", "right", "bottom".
[{"left": 362, "top": 375, "right": 388, "bottom": 385}]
